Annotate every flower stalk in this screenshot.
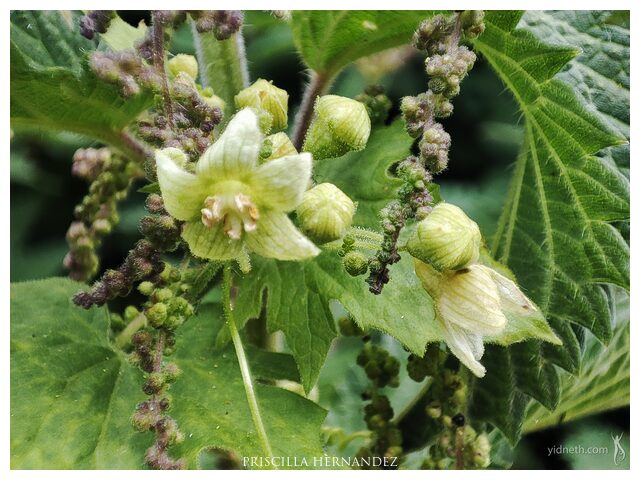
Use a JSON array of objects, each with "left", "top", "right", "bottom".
[{"left": 223, "top": 265, "right": 274, "bottom": 462}]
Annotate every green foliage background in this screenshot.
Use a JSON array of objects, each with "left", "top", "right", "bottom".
[{"left": 10, "top": 10, "right": 629, "bottom": 469}]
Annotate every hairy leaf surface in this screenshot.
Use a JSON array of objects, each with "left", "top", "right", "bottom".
[
  {"left": 10, "top": 11, "right": 151, "bottom": 147},
  {"left": 10, "top": 279, "right": 149, "bottom": 469},
  {"left": 468, "top": 10, "right": 629, "bottom": 443},
  {"left": 291, "top": 11, "right": 436, "bottom": 78},
  {"left": 10, "top": 279, "right": 327, "bottom": 469},
  {"left": 523, "top": 292, "right": 629, "bottom": 433},
  {"left": 231, "top": 252, "right": 438, "bottom": 392}
]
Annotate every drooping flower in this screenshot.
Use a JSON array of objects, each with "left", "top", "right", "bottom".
[
  {"left": 415, "top": 259, "right": 540, "bottom": 377},
  {"left": 156, "top": 108, "right": 320, "bottom": 261}
]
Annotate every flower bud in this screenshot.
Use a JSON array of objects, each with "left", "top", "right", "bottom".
[
  {"left": 471, "top": 433, "right": 491, "bottom": 468},
  {"left": 303, "top": 95, "right": 371, "bottom": 160},
  {"left": 234, "top": 79, "right": 289, "bottom": 131},
  {"left": 407, "top": 203, "right": 480, "bottom": 271},
  {"left": 297, "top": 183, "right": 356, "bottom": 243},
  {"left": 168, "top": 54, "right": 199, "bottom": 80},
  {"left": 343, "top": 251, "right": 369, "bottom": 277}
]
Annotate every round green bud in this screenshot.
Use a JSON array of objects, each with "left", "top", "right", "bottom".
[
  {"left": 138, "top": 281, "right": 155, "bottom": 296},
  {"left": 155, "top": 288, "right": 174, "bottom": 302},
  {"left": 297, "top": 183, "right": 356, "bottom": 243},
  {"left": 200, "top": 89, "right": 226, "bottom": 112},
  {"left": 343, "top": 251, "right": 369, "bottom": 277},
  {"left": 124, "top": 305, "right": 140, "bottom": 322},
  {"left": 303, "top": 95, "right": 371, "bottom": 160},
  {"left": 426, "top": 401, "right": 442, "bottom": 419},
  {"left": 168, "top": 54, "right": 199, "bottom": 80},
  {"left": 146, "top": 302, "right": 168, "bottom": 328},
  {"left": 235, "top": 79, "right": 289, "bottom": 131},
  {"left": 406, "top": 203, "right": 481, "bottom": 272}
]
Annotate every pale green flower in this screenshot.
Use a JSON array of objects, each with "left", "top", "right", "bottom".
[
  {"left": 156, "top": 108, "right": 320, "bottom": 261},
  {"left": 415, "top": 259, "right": 538, "bottom": 377}
]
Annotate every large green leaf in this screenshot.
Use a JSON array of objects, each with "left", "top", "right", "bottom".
[
  {"left": 170, "top": 304, "right": 328, "bottom": 468},
  {"left": 291, "top": 11, "right": 436, "bottom": 78},
  {"left": 315, "top": 120, "right": 409, "bottom": 228},
  {"left": 10, "top": 278, "right": 149, "bottom": 469},
  {"left": 468, "top": 11, "right": 629, "bottom": 443},
  {"left": 231, "top": 252, "right": 438, "bottom": 392},
  {"left": 523, "top": 292, "right": 629, "bottom": 433},
  {"left": 10, "top": 11, "right": 151, "bottom": 151},
  {"left": 10, "top": 278, "right": 328, "bottom": 469}
]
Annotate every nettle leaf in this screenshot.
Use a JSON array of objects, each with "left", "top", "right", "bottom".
[
  {"left": 523, "top": 291, "right": 630, "bottom": 433},
  {"left": 10, "top": 11, "right": 151, "bottom": 145},
  {"left": 10, "top": 278, "right": 149, "bottom": 469},
  {"left": 10, "top": 278, "right": 328, "bottom": 469},
  {"left": 231, "top": 252, "right": 438, "bottom": 392},
  {"left": 468, "top": 11, "right": 629, "bottom": 443},
  {"left": 521, "top": 11, "right": 630, "bottom": 177},
  {"left": 170, "top": 304, "right": 328, "bottom": 469},
  {"left": 100, "top": 16, "right": 147, "bottom": 52},
  {"left": 291, "top": 11, "right": 438, "bottom": 78},
  {"left": 315, "top": 120, "right": 409, "bottom": 228}
]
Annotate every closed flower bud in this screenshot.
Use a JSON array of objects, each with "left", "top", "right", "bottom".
[
  {"left": 407, "top": 203, "right": 481, "bottom": 271},
  {"left": 297, "top": 183, "right": 356, "bottom": 243},
  {"left": 168, "top": 54, "right": 199, "bottom": 80},
  {"left": 138, "top": 281, "right": 155, "bottom": 296},
  {"left": 303, "top": 95, "right": 371, "bottom": 160},
  {"left": 235, "top": 79, "right": 289, "bottom": 131},
  {"left": 343, "top": 251, "right": 369, "bottom": 277}
]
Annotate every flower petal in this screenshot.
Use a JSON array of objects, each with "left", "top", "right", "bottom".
[
  {"left": 250, "top": 153, "right": 312, "bottom": 211},
  {"left": 245, "top": 211, "right": 319, "bottom": 260},
  {"left": 438, "top": 264, "right": 507, "bottom": 336},
  {"left": 196, "top": 108, "right": 262, "bottom": 181},
  {"left": 442, "top": 321, "right": 486, "bottom": 377},
  {"left": 156, "top": 148, "right": 206, "bottom": 221},
  {"left": 487, "top": 267, "right": 537, "bottom": 312},
  {"left": 182, "top": 221, "right": 242, "bottom": 260}
]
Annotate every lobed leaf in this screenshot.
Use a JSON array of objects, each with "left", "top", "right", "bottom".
[
  {"left": 468, "top": 10, "right": 629, "bottom": 443},
  {"left": 231, "top": 252, "right": 439, "bottom": 392}
]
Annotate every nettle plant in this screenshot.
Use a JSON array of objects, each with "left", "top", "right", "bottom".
[{"left": 10, "top": 10, "right": 629, "bottom": 470}]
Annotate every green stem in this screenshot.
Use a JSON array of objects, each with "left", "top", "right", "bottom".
[
  {"left": 193, "top": 24, "right": 249, "bottom": 119},
  {"left": 115, "top": 312, "right": 147, "bottom": 349},
  {"left": 222, "top": 265, "right": 274, "bottom": 461}
]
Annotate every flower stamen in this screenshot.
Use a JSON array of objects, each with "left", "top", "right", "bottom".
[{"left": 201, "top": 193, "right": 260, "bottom": 240}]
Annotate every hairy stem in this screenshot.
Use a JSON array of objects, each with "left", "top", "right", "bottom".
[
  {"left": 151, "top": 12, "right": 175, "bottom": 127},
  {"left": 115, "top": 312, "right": 147, "bottom": 348},
  {"left": 193, "top": 24, "right": 249, "bottom": 118},
  {"left": 292, "top": 72, "right": 329, "bottom": 150},
  {"left": 222, "top": 265, "right": 274, "bottom": 461}
]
